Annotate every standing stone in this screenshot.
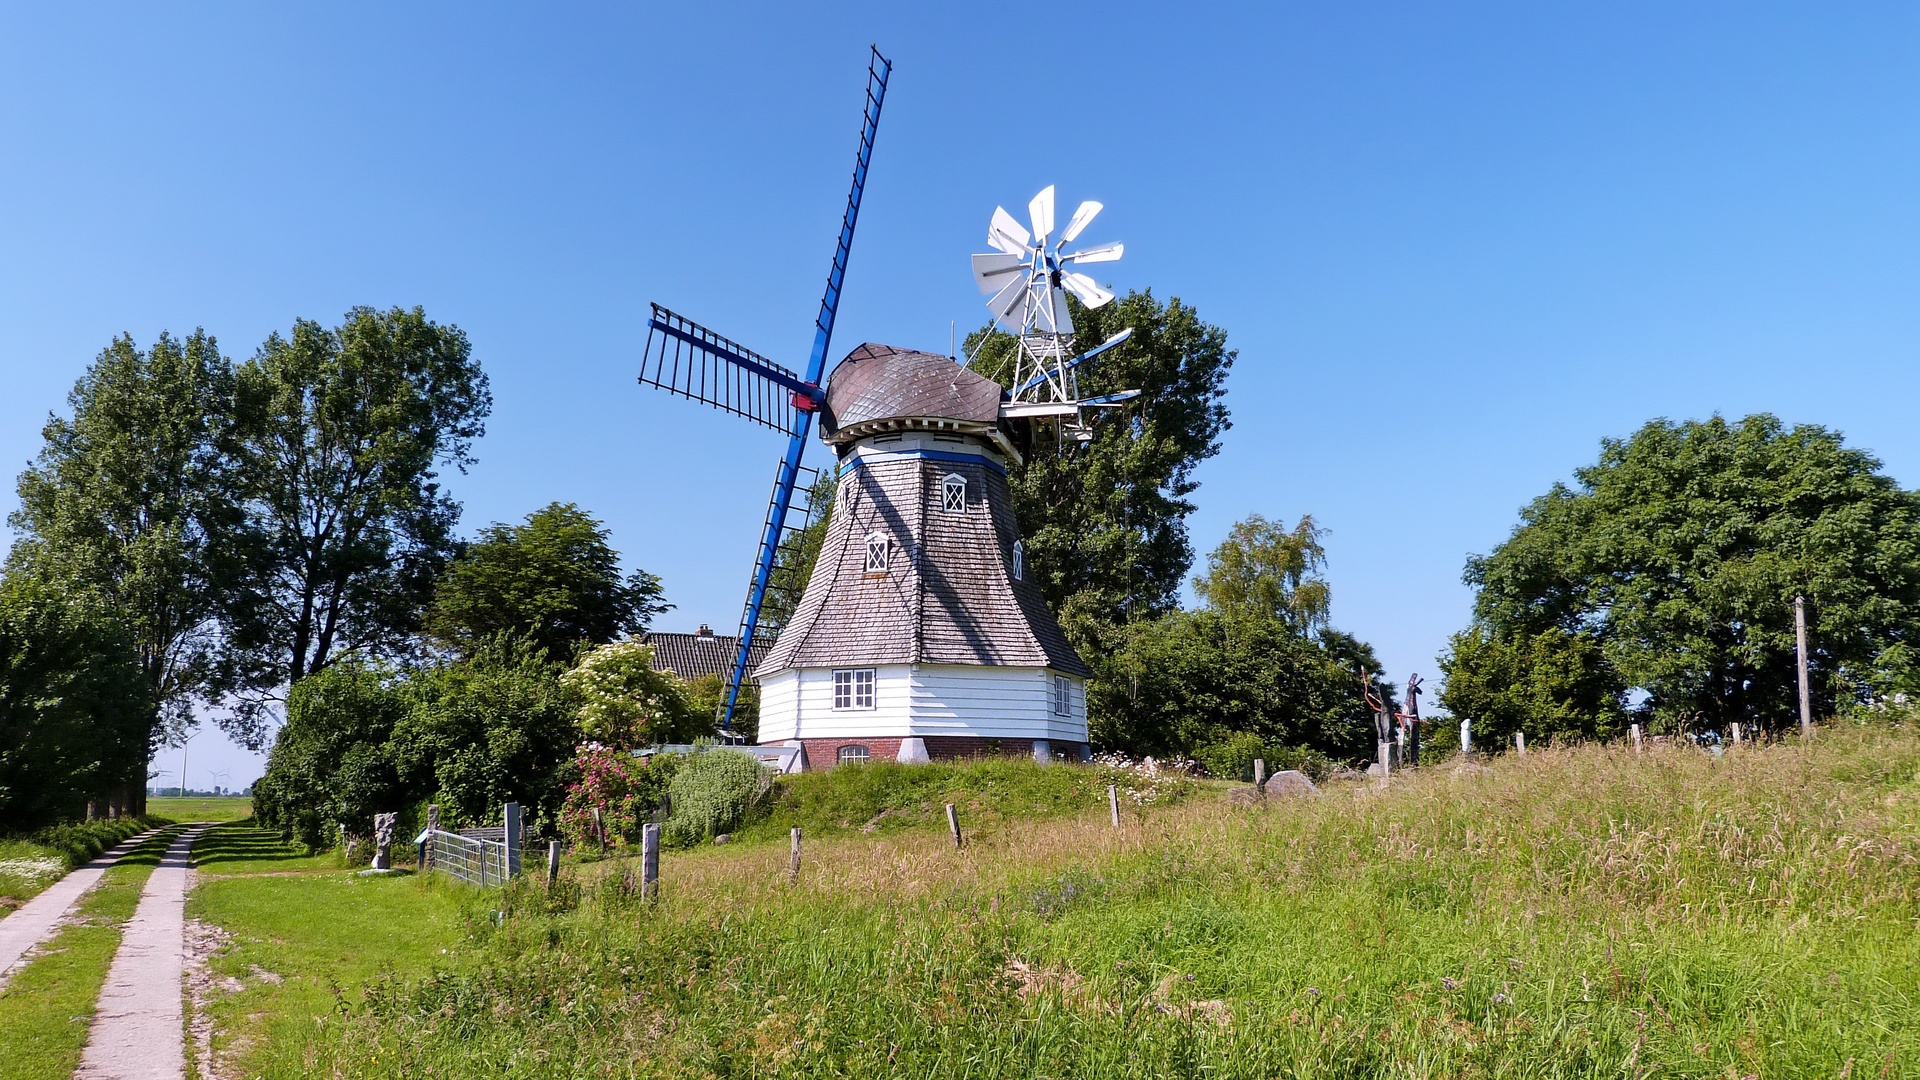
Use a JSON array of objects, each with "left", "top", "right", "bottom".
[
  {"left": 372, "top": 813, "right": 396, "bottom": 870},
  {"left": 1460, "top": 719, "right": 1472, "bottom": 755}
]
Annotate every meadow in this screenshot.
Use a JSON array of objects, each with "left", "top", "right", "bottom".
[{"left": 189, "top": 724, "right": 1920, "bottom": 1078}]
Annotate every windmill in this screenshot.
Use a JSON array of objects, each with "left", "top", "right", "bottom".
[
  {"left": 637, "top": 48, "right": 891, "bottom": 736},
  {"left": 968, "top": 186, "right": 1139, "bottom": 444}
]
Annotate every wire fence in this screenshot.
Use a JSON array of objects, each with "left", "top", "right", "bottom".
[{"left": 422, "top": 829, "right": 516, "bottom": 887}]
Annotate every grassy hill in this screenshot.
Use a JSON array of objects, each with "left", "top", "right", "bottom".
[{"left": 190, "top": 724, "right": 1919, "bottom": 1078}]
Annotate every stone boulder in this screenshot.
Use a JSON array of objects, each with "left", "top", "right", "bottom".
[
  {"left": 1262, "top": 770, "right": 1318, "bottom": 798},
  {"left": 1225, "top": 786, "right": 1264, "bottom": 808}
]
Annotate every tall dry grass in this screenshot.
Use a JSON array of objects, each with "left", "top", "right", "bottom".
[{"left": 261, "top": 724, "right": 1920, "bottom": 1078}]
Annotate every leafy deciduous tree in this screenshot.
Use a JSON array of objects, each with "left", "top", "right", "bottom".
[
  {"left": 8, "top": 330, "right": 236, "bottom": 765},
  {"left": 425, "top": 502, "right": 668, "bottom": 663},
  {"left": 1463, "top": 414, "right": 1920, "bottom": 731},
  {"left": 222, "top": 307, "right": 490, "bottom": 742},
  {"left": 1192, "top": 514, "right": 1331, "bottom": 634},
  {"left": 0, "top": 578, "right": 150, "bottom": 826}
]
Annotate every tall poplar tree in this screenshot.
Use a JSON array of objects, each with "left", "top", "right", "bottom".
[{"left": 8, "top": 330, "right": 237, "bottom": 802}]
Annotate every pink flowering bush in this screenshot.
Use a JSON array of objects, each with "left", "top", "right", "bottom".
[{"left": 558, "top": 743, "right": 680, "bottom": 850}]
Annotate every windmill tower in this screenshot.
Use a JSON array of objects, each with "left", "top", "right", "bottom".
[{"left": 752, "top": 188, "right": 1133, "bottom": 769}]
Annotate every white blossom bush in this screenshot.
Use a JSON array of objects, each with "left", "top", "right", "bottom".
[
  {"left": 560, "top": 640, "right": 700, "bottom": 748},
  {"left": 1090, "top": 752, "right": 1200, "bottom": 806}
]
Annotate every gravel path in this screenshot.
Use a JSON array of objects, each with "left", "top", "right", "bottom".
[
  {"left": 74, "top": 825, "right": 211, "bottom": 1080},
  {"left": 0, "top": 828, "right": 159, "bottom": 988}
]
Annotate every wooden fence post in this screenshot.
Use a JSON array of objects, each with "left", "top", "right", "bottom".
[
  {"left": 1630, "top": 723, "right": 1643, "bottom": 753},
  {"left": 424, "top": 804, "right": 439, "bottom": 872},
  {"left": 945, "top": 804, "right": 963, "bottom": 849},
  {"left": 1108, "top": 785, "right": 1120, "bottom": 828},
  {"left": 1460, "top": 719, "right": 1471, "bottom": 755},
  {"left": 788, "top": 828, "right": 802, "bottom": 882},
  {"left": 1515, "top": 732, "right": 1526, "bottom": 756},
  {"left": 641, "top": 823, "right": 660, "bottom": 900},
  {"left": 1253, "top": 758, "right": 1267, "bottom": 788},
  {"left": 1795, "top": 595, "right": 1814, "bottom": 740},
  {"left": 547, "top": 841, "right": 560, "bottom": 886},
  {"left": 1731, "top": 722, "right": 1743, "bottom": 746}
]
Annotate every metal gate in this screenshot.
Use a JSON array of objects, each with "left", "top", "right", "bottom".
[{"left": 417, "top": 802, "right": 523, "bottom": 886}]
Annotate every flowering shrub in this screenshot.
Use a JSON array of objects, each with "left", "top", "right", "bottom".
[
  {"left": 1089, "top": 752, "right": 1199, "bottom": 806},
  {"left": 557, "top": 744, "right": 680, "bottom": 850},
  {"left": 560, "top": 640, "right": 701, "bottom": 749},
  {"left": 662, "top": 748, "right": 772, "bottom": 848}
]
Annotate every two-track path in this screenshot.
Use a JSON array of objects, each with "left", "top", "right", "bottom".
[
  {"left": 74, "top": 825, "right": 212, "bottom": 1080},
  {"left": 0, "top": 829, "right": 159, "bottom": 988}
]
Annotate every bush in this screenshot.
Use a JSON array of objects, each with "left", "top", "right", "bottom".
[
  {"left": 389, "top": 635, "right": 582, "bottom": 834},
  {"left": 1191, "top": 733, "right": 1339, "bottom": 783},
  {"left": 557, "top": 746, "right": 681, "bottom": 850},
  {"left": 254, "top": 664, "right": 409, "bottom": 851},
  {"left": 560, "top": 639, "right": 704, "bottom": 749},
  {"left": 662, "top": 749, "right": 770, "bottom": 847}
]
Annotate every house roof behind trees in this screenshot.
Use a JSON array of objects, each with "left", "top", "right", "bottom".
[{"left": 643, "top": 625, "right": 772, "bottom": 682}]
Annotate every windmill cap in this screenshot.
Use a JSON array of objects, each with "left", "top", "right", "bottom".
[{"left": 820, "top": 343, "right": 1005, "bottom": 442}]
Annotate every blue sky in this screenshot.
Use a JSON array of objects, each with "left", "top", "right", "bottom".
[{"left": 3, "top": 4, "right": 1916, "bottom": 787}]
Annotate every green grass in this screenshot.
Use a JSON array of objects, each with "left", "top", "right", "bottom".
[
  {"left": 147, "top": 795, "right": 253, "bottom": 823},
  {"left": 184, "top": 820, "right": 478, "bottom": 1079},
  {"left": 0, "top": 815, "right": 173, "bottom": 913},
  {"left": 188, "top": 726, "right": 1920, "bottom": 1077},
  {"left": 0, "top": 826, "right": 183, "bottom": 1080},
  {"left": 192, "top": 817, "right": 344, "bottom": 876},
  {"left": 728, "top": 755, "right": 1196, "bottom": 845}
]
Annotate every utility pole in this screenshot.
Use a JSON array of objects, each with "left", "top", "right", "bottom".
[{"left": 1795, "top": 595, "right": 1813, "bottom": 739}]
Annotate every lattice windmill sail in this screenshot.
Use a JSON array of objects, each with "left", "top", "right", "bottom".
[
  {"left": 970, "top": 186, "right": 1140, "bottom": 442},
  {"left": 637, "top": 47, "right": 890, "bottom": 737}
]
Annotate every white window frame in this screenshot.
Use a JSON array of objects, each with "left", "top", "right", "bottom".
[
  {"left": 864, "top": 532, "right": 891, "bottom": 574},
  {"left": 1012, "top": 539, "right": 1025, "bottom": 582},
  {"left": 833, "top": 668, "right": 876, "bottom": 710},
  {"left": 837, "top": 744, "right": 871, "bottom": 765},
  {"left": 941, "top": 473, "right": 967, "bottom": 514},
  {"left": 1053, "top": 675, "right": 1071, "bottom": 717}
]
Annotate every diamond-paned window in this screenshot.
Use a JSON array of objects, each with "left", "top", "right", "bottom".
[
  {"left": 942, "top": 473, "right": 967, "bottom": 514},
  {"left": 1012, "top": 539, "right": 1025, "bottom": 581},
  {"left": 864, "top": 533, "right": 891, "bottom": 574}
]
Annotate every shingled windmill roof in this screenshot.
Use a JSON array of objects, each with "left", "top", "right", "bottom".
[
  {"left": 754, "top": 437, "right": 1090, "bottom": 679},
  {"left": 820, "top": 344, "right": 1006, "bottom": 440}
]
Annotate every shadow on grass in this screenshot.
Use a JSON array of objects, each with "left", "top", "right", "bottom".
[
  {"left": 110, "top": 827, "right": 189, "bottom": 869},
  {"left": 192, "top": 820, "right": 320, "bottom": 871}
]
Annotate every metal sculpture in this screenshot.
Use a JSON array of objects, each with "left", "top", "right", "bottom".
[{"left": 637, "top": 48, "right": 891, "bottom": 734}]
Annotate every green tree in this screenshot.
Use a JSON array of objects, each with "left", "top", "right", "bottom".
[
  {"left": 387, "top": 636, "right": 581, "bottom": 832},
  {"left": 967, "top": 290, "right": 1234, "bottom": 636},
  {"left": 1089, "top": 609, "right": 1383, "bottom": 761},
  {"left": 0, "top": 578, "right": 150, "bottom": 826},
  {"left": 221, "top": 307, "right": 490, "bottom": 742},
  {"left": 252, "top": 662, "right": 409, "bottom": 850},
  {"left": 1463, "top": 414, "right": 1920, "bottom": 731},
  {"left": 1436, "top": 626, "right": 1626, "bottom": 744},
  {"left": 1192, "top": 514, "right": 1331, "bottom": 634},
  {"left": 560, "top": 639, "right": 705, "bottom": 749},
  {"left": 7, "top": 330, "right": 237, "bottom": 781},
  {"left": 425, "top": 502, "right": 668, "bottom": 662}
]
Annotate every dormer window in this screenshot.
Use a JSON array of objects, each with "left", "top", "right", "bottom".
[
  {"left": 942, "top": 474, "right": 967, "bottom": 514},
  {"left": 864, "top": 532, "right": 892, "bottom": 574},
  {"left": 1012, "top": 539, "right": 1025, "bottom": 581}
]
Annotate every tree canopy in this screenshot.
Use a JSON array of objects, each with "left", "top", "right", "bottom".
[
  {"left": 424, "top": 502, "right": 667, "bottom": 662},
  {"left": 8, "top": 330, "right": 236, "bottom": 751},
  {"left": 1458, "top": 414, "right": 1920, "bottom": 732},
  {"left": 220, "top": 306, "right": 491, "bottom": 741},
  {"left": 1192, "top": 514, "right": 1331, "bottom": 635}
]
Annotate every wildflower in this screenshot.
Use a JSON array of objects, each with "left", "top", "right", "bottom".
[{"left": 1442, "top": 977, "right": 1459, "bottom": 990}]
